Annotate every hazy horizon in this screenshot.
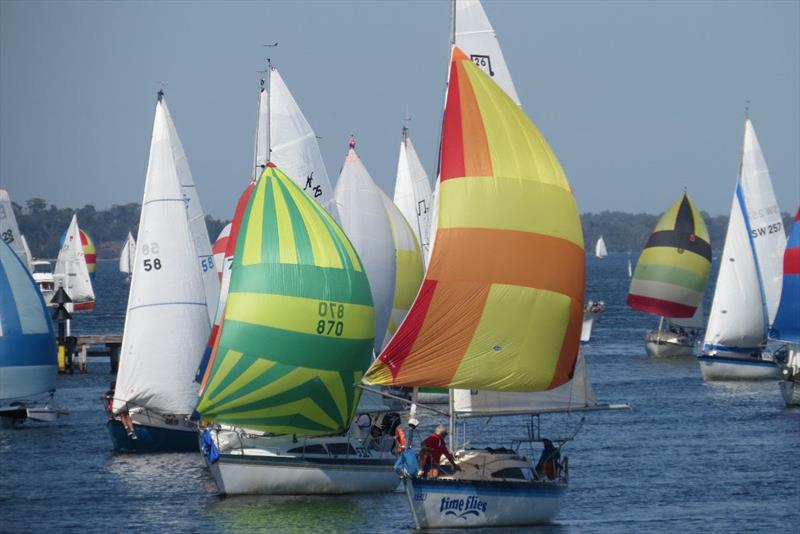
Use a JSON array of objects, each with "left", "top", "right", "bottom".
[{"left": 1, "top": 1, "right": 798, "bottom": 219}]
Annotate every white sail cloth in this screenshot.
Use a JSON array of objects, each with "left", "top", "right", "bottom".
[
  {"left": 454, "top": 349, "right": 596, "bottom": 415},
  {"left": 54, "top": 215, "right": 94, "bottom": 305},
  {"left": 261, "top": 68, "right": 337, "bottom": 219},
  {"left": 393, "top": 136, "right": 432, "bottom": 262},
  {"left": 161, "top": 97, "right": 219, "bottom": 324},
  {"left": 454, "top": 0, "right": 521, "bottom": 106},
  {"left": 703, "top": 185, "right": 766, "bottom": 353},
  {"left": 335, "top": 147, "right": 397, "bottom": 355},
  {"left": 740, "top": 119, "right": 786, "bottom": 324},
  {"left": 112, "top": 99, "right": 210, "bottom": 416},
  {"left": 595, "top": 236, "right": 608, "bottom": 258},
  {"left": 119, "top": 232, "right": 136, "bottom": 274},
  {"left": 0, "top": 189, "right": 30, "bottom": 268}
]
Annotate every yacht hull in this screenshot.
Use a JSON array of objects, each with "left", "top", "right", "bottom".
[
  {"left": 698, "top": 354, "right": 778, "bottom": 381},
  {"left": 107, "top": 418, "right": 198, "bottom": 452}
]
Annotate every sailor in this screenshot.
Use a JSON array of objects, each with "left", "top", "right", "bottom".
[
  {"left": 535, "top": 438, "right": 561, "bottom": 480},
  {"left": 418, "top": 424, "right": 460, "bottom": 478}
]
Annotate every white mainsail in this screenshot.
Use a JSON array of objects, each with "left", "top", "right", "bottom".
[
  {"left": 740, "top": 119, "right": 786, "bottom": 324},
  {"left": 334, "top": 142, "right": 397, "bottom": 354},
  {"left": 595, "top": 236, "right": 608, "bottom": 258},
  {"left": 627, "top": 258, "right": 633, "bottom": 278},
  {"left": 453, "top": 350, "right": 596, "bottom": 415},
  {"left": 119, "top": 232, "right": 136, "bottom": 274},
  {"left": 393, "top": 133, "right": 433, "bottom": 262},
  {"left": 703, "top": 185, "right": 766, "bottom": 353},
  {"left": 161, "top": 95, "right": 219, "bottom": 324},
  {"left": 112, "top": 97, "right": 210, "bottom": 416},
  {"left": 454, "top": 0, "right": 521, "bottom": 106},
  {"left": 0, "top": 189, "right": 29, "bottom": 267},
  {"left": 54, "top": 215, "right": 95, "bottom": 305},
  {"left": 264, "top": 67, "right": 337, "bottom": 218}
]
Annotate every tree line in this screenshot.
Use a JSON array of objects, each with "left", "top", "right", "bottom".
[{"left": 12, "top": 198, "right": 794, "bottom": 259}]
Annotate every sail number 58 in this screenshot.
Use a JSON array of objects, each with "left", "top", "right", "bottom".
[
  {"left": 141, "top": 242, "right": 162, "bottom": 271},
  {"left": 317, "top": 302, "right": 344, "bottom": 337}
]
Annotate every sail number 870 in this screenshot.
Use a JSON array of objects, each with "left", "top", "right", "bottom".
[{"left": 317, "top": 302, "right": 344, "bottom": 337}]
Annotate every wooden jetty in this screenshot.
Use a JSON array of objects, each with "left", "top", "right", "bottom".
[{"left": 61, "top": 334, "right": 122, "bottom": 374}]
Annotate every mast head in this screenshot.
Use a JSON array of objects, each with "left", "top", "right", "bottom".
[{"left": 348, "top": 134, "right": 356, "bottom": 150}]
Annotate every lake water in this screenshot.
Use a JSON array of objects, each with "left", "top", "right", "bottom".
[{"left": 1, "top": 256, "right": 798, "bottom": 533}]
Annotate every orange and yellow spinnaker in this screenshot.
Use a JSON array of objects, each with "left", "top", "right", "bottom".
[{"left": 364, "top": 48, "right": 584, "bottom": 392}]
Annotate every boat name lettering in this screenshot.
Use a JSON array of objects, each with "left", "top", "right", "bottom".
[
  {"left": 750, "top": 222, "right": 782, "bottom": 239},
  {"left": 439, "top": 495, "right": 487, "bottom": 518},
  {"left": 413, "top": 492, "right": 427, "bottom": 502}
]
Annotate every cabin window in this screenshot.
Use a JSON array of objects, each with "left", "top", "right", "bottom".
[
  {"left": 326, "top": 443, "right": 357, "bottom": 456},
  {"left": 287, "top": 444, "right": 327, "bottom": 455},
  {"left": 491, "top": 468, "right": 528, "bottom": 480},
  {"left": 33, "top": 264, "right": 52, "bottom": 274}
]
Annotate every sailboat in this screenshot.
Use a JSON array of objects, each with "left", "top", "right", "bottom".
[
  {"left": 393, "top": 125, "right": 433, "bottom": 262},
  {"left": 0, "top": 189, "right": 32, "bottom": 269},
  {"left": 363, "top": 45, "right": 610, "bottom": 528},
  {"left": 699, "top": 118, "right": 786, "bottom": 380},
  {"left": 196, "top": 164, "right": 397, "bottom": 495},
  {"left": 0, "top": 239, "right": 60, "bottom": 425},
  {"left": 334, "top": 137, "right": 397, "bottom": 355},
  {"left": 628, "top": 193, "right": 712, "bottom": 357},
  {"left": 118, "top": 232, "right": 136, "bottom": 283},
  {"left": 771, "top": 208, "right": 799, "bottom": 405},
  {"left": 54, "top": 215, "right": 95, "bottom": 311},
  {"left": 161, "top": 96, "right": 219, "bottom": 324},
  {"left": 106, "top": 91, "right": 211, "bottom": 451},
  {"left": 211, "top": 223, "right": 231, "bottom": 281},
  {"left": 627, "top": 258, "right": 633, "bottom": 278},
  {"left": 595, "top": 236, "right": 608, "bottom": 258}
]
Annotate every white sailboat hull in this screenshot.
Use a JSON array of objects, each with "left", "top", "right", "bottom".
[
  {"left": 698, "top": 354, "right": 779, "bottom": 380},
  {"left": 204, "top": 431, "right": 398, "bottom": 495},
  {"left": 644, "top": 330, "right": 695, "bottom": 358},
  {"left": 403, "top": 476, "right": 565, "bottom": 529}
]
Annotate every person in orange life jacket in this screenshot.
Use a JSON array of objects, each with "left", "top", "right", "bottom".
[{"left": 417, "top": 424, "right": 461, "bottom": 478}]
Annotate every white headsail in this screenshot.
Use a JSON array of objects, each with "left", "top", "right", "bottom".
[
  {"left": 740, "top": 119, "right": 786, "bottom": 324},
  {"left": 0, "top": 189, "right": 30, "bottom": 268},
  {"left": 703, "top": 185, "right": 767, "bottom": 353},
  {"left": 595, "top": 236, "right": 608, "bottom": 258},
  {"left": 112, "top": 96, "right": 210, "bottom": 415},
  {"left": 161, "top": 95, "right": 219, "bottom": 324},
  {"left": 454, "top": 0, "right": 521, "bottom": 106},
  {"left": 54, "top": 215, "right": 95, "bottom": 307},
  {"left": 393, "top": 132, "right": 433, "bottom": 262},
  {"left": 20, "top": 235, "right": 32, "bottom": 269},
  {"left": 453, "top": 349, "right": 596, "bottom": 415},
  {"left": 334, "top": 140, "right": 397, "bottom": 355},
  {"left": 119, "top": 232, "right": 136, "bottom": 274},
  {"left": 264, "top": 67, "right": 337, "bottom": 219}
]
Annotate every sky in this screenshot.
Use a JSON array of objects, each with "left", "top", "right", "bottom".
[{"left": 1, "top": 0, "right": 798, "bottom": 220}]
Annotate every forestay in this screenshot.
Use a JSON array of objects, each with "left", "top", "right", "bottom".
[
  {"left": 0, "top": 240, "right": 56, "bottom": 400},
  {"left": 770, "top": 208, "right": 800, "bottom": 343},
  {"left": 112, "top": 98, "right": 210, "bottom": 416},
  {"left": 364, "top": 48, "right": 584, "bottom": 392},
  {"left": 393, "top": 134, "right": 433, "bottom": 261},
  {"left": 334, "top": 142, "right": 397, "bottom": 355},
  {"left": 161, "top": 95, "right": 219, "bottom": 324},
  {"left": 196, "top": 164, "right": 374, "bottom": 436},
  {"left": 627, "top": 193, "right": 711, "bottom": 318},
  {"left": 454, "top": 0, "right": 521, "bottom": 106}
]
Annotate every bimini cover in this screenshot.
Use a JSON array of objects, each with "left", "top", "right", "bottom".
[{"left": 0, "top": 239, "right": 56, "bottom": 400}]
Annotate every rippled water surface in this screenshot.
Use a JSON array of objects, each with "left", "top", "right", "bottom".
[{"left": 2, "top": 256, "right": 798, "bottom": 533}]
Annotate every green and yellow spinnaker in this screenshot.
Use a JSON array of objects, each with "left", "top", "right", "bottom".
[{"left": 196, "top": 164, "right": 374, "bottom": 436}]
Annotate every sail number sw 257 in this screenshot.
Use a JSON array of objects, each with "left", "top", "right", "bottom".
[
  {"left": 751, "top": 222, "right": 782, "bottom": 239},
  {"left": 317, "top": 302, "right": 344, "bottom": 337},
  {"left": 141, "top": 242, "right": 162, "bottom": 271}
]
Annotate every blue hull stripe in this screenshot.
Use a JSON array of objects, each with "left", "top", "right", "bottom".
[
  {"left": 410, "top": 478, "right": 565, "bottom": 498},
  {"left": 702, "top": 343, "right": 761, "bottom": 355},
  {"left": 698, "top": 355, "right": 776, "bottom": 368}
]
